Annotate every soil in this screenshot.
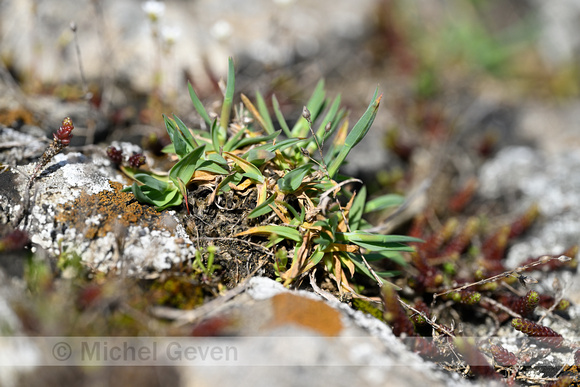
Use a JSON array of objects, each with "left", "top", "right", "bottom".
[{"left": 183, "top": 186, "right": 277, "bottom": 288}]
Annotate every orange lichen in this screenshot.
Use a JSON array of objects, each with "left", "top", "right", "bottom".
[
  {"left": 55, "top": 181, "right": 167, "bottom": 239},
  {"left": 269, "top": 293, "right": 343, "bottom": 336}
]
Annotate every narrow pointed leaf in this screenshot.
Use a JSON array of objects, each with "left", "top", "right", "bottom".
[
  {"left": 163, "top": 114, "right": 177, "bottom": 143},
  {"left": 164, "top": 114, "right": 191, "bottom": 158},
  {"left": 234, "top": 130, "right": 280, "bottom": 150},
  {"left": 248, "top": 193, "right": 278, "bottom": 219},
  {"left": 323, "top": 117, "right": 349, "bottom": 165},
  {"left": 342, "top": 252, "right": 402, "bottom": 289},
  {"left": 364, "top": 194, "right": 405, "bottom": 214},
  {"left": 291, "top": 79, "right": 326, "bottom": 137},
  {"left": 235, "top": 225, "right": 301, "bottom": 242},
  {"left": 327, "top": 90, "right": 381, "bottom": 178},
  {"left": 196, "top": 160, "right": 229, "bottom": 175},
  {"left": 188, "top": 81, "right": 212, "bottom": 127},
  {"left": 272, "top": 94, "right": 292, "bottom": 137},
  {"left": 256, "top": 91, "right": 275, "bottom": 135},
  {"left": 219, "top": 57, "right": 235, "bottom": 142},
  {"left": 134, "top": 173, "right": 169, "bottom": 193},
  {"left": 257, "top": 137, "right": 309, "bottom": 153},
  {"left": 335, "top": 231, "right": 421, "bottom": 251},
  {"left": 206, "top": 152, "right": 228, "bottom": 167},
  {"left": 169, "top": 145, "right": 206, "bottom": 186},
  {"left": 210, "top": 119, "right": 221, "bottom": 153},
  {"left": 349, "top": 186, "right": 366, "bottom": 230},
  {"left": 161, "top": 143, "right": 175, "bottom": 154},
  {"left": 224, "top": 152, "right": 265, "bottom": 183},
  {"left": 223, "top": 127, "right": 247, "bottom": 152},
  {"left": 277, "top": 164, "right": 313, "bottom": 193},
  {"left": 173, "top": 114, "right": 198, "bottom": 148},
  {"left": 306, "top": 94, "right": 341, "bottom": 153}
]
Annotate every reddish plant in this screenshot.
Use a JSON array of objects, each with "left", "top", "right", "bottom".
[
  {"left": 511, "top": 290, "right": 539, "bottom": 317},
  {"left": 511, "top": 318, "right": 564, "bottom": 348},
  {"left": 53, "top": 117, "right": 74, "bottom": 145},
  {"left": 106, "top": 146, "right": 123, "bottom": 164},
  {"left": 0, "top": 229, "right": 29, "bottom": 251},
  {"left": 448, "top": 178, "right": 478, "bottom": 213},
  {"left": 128, "top": 153, "right": 147, "bottom": 168},
  {"left": 454, "top": 338, "right": 498, "bottom": 379},
  {"left": 383, "top": 284, "right": 415, "bottom": 337},
  {"left": 28, "top": 117, "right": 75, "bottom": 188},
  {"left": 490, "top": 343, "right": 518, "bottom": 366}
]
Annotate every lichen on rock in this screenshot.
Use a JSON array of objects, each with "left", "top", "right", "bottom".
[{"left": 0, "top": 128, "right": 196, "bottom": 276}]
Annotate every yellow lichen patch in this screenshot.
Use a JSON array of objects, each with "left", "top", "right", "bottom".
[{"left": 55, "top": 181, "right": 167, "bottom": 239}]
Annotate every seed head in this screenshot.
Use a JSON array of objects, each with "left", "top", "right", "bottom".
[
  {"left": 511, "top": 290, "right": 539, "bottom": 317},
  {"left": 53, "top": 117, "right": 74, "bottom": 146},
  {"left": 106, "top": 146, "right": 123, "bottom": 164},
  {"left": 490, "top": 344, "right": 518, "bottom": 366},
  {"left": 511, "top": 318, "right": 564, "bottom": 348},
  {"left": 128, "top": 153, "right": 146, "bottom": 168},
  {"left": 302, "top": 106, "right": 311, "bottom": 122}
]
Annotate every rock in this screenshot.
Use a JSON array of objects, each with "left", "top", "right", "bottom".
[
  {"left": 479, "top": 146, "right": 580, "bottom": 304},
  {"left": 0, "top": 126, "right": 196, "bottom": 276},
  {"left": 176, "top": 277, "right": 468, "bottom": 387}
]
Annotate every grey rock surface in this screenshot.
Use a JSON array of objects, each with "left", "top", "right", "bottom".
[
  {"left": 179, "top": 277, "right": 471, "bottom": 387},
  {"left": 479, "top": 146, "right": 580, "bottom": 303},
  {"left": 0, "top": 127, "right": 196, "bottom": 275}
]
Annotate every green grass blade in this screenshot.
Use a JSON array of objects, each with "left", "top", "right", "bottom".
[
  {"left": 327, "top": 89, "right": 381, "bottom": 178},
  {"left": 219, "top": 57, "right": 235, "bottom": 144},
  {"left": 277, "top": 164, "right": 313, "bottom": 194},
  {"left": 223, "top": 127, "right": 247, "bottom": 152},
  {"left": 154, "top": 189, "right": 182, "bottom": 211},
  {"left": 291, "top": 79, "right": 326, "bottom": 137},
  {"left": 362, "top": 251, "right": 407, "bottom": 266},
  {"left": 306, "top": 94, "right": 341, "bottom": 153},
  {"left": 169, "top": 144, "right": 206, "bottom": 186},
  {"left": 254, "top": 137, "right": 309, "bottom": 153},
  {"left": 335, "top": 231, "right": 420, "bottom": 252},
  {"left": 348, "top": 186, "right": 366, "bottom": 230},
  {"left": 188, "top": 81, "right": 212, "bottom": 127},
  {"left": 272, "top": 94, "right": 292, "bottom": 138},
  {"left": 256, "top": 91, "right": 275, "bottom": 135},
  {"left": 336, "top": 231, "right": 422, "bottom": 244},
  {"left": 134, "top": 173, "right": 169, "bottom": 192},
  {"left": 206, "top": 152, "right": 228, "bottom": 167},
  {"left": 173, "top": 114, "right": 198, "bottom": 148},
  {"left": 236, "top": 225, "right": 301, "bottom": 242},
  {"left": 235, "top": 130, "right": 280, "bottom": 150},
  {"left": 224, "top": 152, "right": 265, "bottom": 183},
  {"left": 210, "top": 119, "right": 221, "bottom": 153},
  {"left": 164, "top": 114, "right": 191, "bottom": 158},
  {"left": 161, "top": 143, "right": 175, "bottom": 154},
  {"left": 364, "top": 194, "right": 405, "bottom": 214},
  {"left": 341, "top": 252, "right": 402, "bottom": 289},
  {"left": 322, "top": 107, "right": 347, "bottom": 142},
  {"left": 131, "top": 183, "right": 156, "bottom": 206},
  {"left": 248, "top": 193, "right": 278, "bottom": 219},
  {"left": 196, "top": 160, "right": 229, "bottom": 175},
  {"left": 163, "top": 113, "right": 176, "bottom": 142}
]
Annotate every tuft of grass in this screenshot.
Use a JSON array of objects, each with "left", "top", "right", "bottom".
[{"left": 121, "top": 57, "right": 416, "bottom": 293}]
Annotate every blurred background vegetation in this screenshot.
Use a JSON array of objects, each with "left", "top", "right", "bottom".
[{"left": 1, "top": 0, "right": 579, "bottom": 175}]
